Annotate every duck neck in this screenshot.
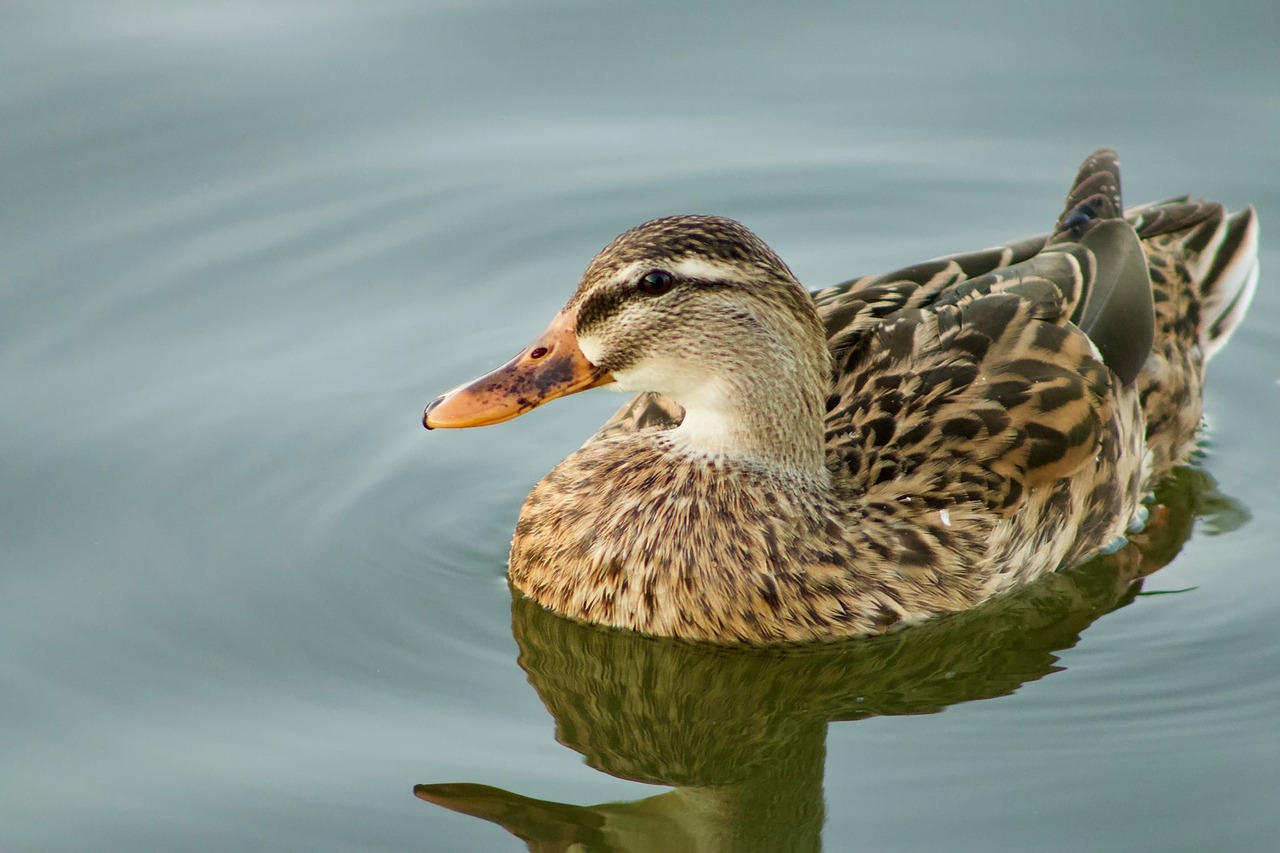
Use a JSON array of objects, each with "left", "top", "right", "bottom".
[{"left": 668, "top": 360, "right": 830, "bottom": 478}]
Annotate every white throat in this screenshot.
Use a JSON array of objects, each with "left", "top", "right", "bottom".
[
  {"left": 578, "top": 321, "right": 829, "bottom": 475},
  {"left": 607, "top": 358, "right": 748, "bottom": 458},
  {"left": 666, "top": 382, "right": 745, "bottom": 459}
]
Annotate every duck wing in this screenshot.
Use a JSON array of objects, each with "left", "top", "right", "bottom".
[{"left": 822, "top": 150, "right": 1157, "bottom": 513}]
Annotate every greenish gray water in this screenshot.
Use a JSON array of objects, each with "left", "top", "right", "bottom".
[{"left": 3, "top": 2, "right": 1278, "bottom": 851}]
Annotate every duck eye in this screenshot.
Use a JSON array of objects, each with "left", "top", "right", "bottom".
[{"left": 637, "top": 269, "right": 674, "bottom": 295}]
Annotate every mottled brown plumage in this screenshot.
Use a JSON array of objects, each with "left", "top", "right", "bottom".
[{"left": 427, "top": 149, "right": 1259, "bottom": 644}]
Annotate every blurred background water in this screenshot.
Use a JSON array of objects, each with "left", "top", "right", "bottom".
[{"left": 3, "top": 2, "right": 1278, "bottom": 850}]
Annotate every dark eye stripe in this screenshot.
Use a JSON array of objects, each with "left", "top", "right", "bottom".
[{"left": 576, "top": 277, "right": 744, "bottom": 337}]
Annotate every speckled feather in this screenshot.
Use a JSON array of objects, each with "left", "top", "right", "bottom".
[{"left": 507, "top": 150, "right": 1258, "bottom": 644}]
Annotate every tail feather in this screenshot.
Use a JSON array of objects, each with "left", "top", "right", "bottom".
[
  {"left": 1199, "top": 206, "right": 1259, "bottom": 361},
  {"left": 1128, "top": 197, "right": 1221, "bottom": 244},
  {"left": 1125, "top": 195, "right": 1258, "bottom": 363}
]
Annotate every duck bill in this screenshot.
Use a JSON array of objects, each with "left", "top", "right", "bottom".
[{"left": 423, "top": 310, "right": 614, "bottom": 429}]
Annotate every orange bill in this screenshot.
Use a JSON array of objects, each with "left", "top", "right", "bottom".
[{"left": 423, "top": 309, "right": 614, "bottom": 429}]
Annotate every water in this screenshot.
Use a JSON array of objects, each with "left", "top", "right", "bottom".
[{"left": 3, "top": 2, "right": 1278, "bottom": 850}]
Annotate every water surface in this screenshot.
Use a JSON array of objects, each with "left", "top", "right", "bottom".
[{"left": 3, "top": 2, "right": 1278, "bottom": 850}]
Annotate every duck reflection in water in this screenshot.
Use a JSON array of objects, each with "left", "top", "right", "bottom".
[{"left": 416, "top": 468, "right": 1244, "bottom": 852}]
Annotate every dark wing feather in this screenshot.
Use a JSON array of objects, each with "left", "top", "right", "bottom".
[{"left": 1068, "top": 219, "right": 1154, "bottom": 385}]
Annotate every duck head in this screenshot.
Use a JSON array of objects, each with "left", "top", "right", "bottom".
[{"left": 424, "top": 215, "right": 831, "bottom": 469}]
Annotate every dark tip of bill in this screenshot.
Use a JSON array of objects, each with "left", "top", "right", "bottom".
[{"left": 423, "top": 395, "right": 446, "bottom": 429}]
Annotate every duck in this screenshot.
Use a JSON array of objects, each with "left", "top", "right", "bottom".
[{"left": 423, "top": 149, "right": 1259, "bottom": 644}]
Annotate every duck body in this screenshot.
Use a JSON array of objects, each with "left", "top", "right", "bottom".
[{"left": 425, "top": 150, "right": 1259, "bottom": 644}]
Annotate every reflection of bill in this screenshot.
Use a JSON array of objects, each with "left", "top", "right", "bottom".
[{"left": 416, "top": 466, "right": 1244, "bottom": 852}]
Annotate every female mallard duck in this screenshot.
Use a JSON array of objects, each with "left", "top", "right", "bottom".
[{"left": 423, "top": 150, "right": 1258, "bottom": 644}]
